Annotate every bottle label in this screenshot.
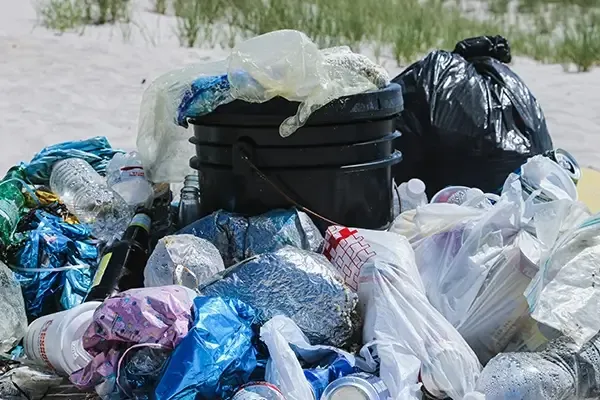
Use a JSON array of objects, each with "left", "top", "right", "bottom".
[
  {"left": 91, "top": 253, "right": 113, "bottom": 287},
  {"left": 113, "top": 166, "right": 146, "bottom": 185},
  {"left": 130, "top": 213, "right": 151, "bottom": 233}
]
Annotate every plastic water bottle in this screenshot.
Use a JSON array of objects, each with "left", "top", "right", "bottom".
[
  {"left": 0, "top": 180, "right": 25, "bottom": 246},
  {"left": 177, "top": 175, "right": 201, "bottom": 229},
  {"left": 398, "top": 178, "right": 428, "bottom": 212},
  {"left": 50, "top": 158, "right": 133, "bottom": 241},
  {"left": 106, "top": 152, "right": 154, "bottom": 208}
]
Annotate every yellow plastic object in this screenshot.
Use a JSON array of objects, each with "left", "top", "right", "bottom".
[{"left": 577, "top": 167, "right": 600, "bottom": 213}]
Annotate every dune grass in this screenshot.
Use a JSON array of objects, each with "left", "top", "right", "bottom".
[{"left": 36, "top": 0, "right": 600, "bottom": 71}]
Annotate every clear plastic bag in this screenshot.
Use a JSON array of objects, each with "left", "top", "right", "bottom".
[
  {"left": 355, "top": 231, "right": 482, "bottom": 399},
  {"left": 525, "top": 213, "right": 600, "bottom": 349},
  {"left": 260, "top": 315, "right": 355, "bottom": 400},
  {"left": 0, "top": 260, "right": 27, "bottom": 353},
  {"left": 137, "top": 60, "right": 229, "bottom": 183},
  {"left": 229, "top": 30, "right": 388, "bottom": 137}
]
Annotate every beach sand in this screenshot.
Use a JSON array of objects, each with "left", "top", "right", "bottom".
[{"left": 1, "top": 0, "right": 599, "bottom": 177}]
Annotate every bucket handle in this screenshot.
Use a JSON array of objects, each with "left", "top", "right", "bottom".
[{"left": 238, "top": 149, "right": 342, "bottom": 227}]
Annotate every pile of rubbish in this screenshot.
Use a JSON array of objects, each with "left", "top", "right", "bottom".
[{"left": 0, "top": 30, "right": 599, "bottom": 400}]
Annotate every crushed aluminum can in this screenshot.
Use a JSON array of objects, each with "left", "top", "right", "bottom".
[
  {"left": 543, "top": 148, "right": 581, "bottom": 185},
  {"left": 231, "top": 382, "right": 286, "bottom": 400},
  {"left": 304, "top": 354, "right": 355, "bottom": 400},
  {"left": 321, "top": 372, "right": 389, "bottom": 400}
]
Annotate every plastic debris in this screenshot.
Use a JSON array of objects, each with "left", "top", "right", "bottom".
[
  {"left": 106, "top": 151, "right": 154, "bottom": 208},
  {"left": 179, "top": 209, "right": 324, "bottom": 267},
  {"left": 200, "top": 246, "right": 359, "bottom": 348},
  {"left": 4, "top": 136, "right": 123, "bottom": 185},
  {"left": 70, "top": 286, "right": 197, "bottom": 389},
  {"left": 260, "top": 315, "right": 355, "bottom": 400},
  {"left": 144, "top": 234, "right": 225, "bottom": 289},
  {"left": 154, "top": 296, "right": 257, "bottom": 400},
  {"left": 0, "top": 261, "right": 27, "bottom": 354},
  {"left": 11, "top": 209, "right": 97, "bottom": 317}
]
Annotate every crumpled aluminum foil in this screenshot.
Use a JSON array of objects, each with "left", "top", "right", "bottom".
[
  {"left": 200, "top": 246, "right": 359, "bottom": 348},
  {"left": 144, "top": 234, "right": 225, "bottom": 289}
]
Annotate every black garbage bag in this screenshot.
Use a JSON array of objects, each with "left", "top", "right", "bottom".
[{"left": 392, "top": 36, "right": 553, "bottom": 196}]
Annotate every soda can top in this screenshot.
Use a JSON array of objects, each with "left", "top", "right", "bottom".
[
  {"left": 544, "top": 148, "right": 581, "bottom": 184},
  {"left": 321, "top": 372, "right": 389, "bottom": 400},
  {"left": 231, "top": 382, "right": 286, "bottom": 400}
]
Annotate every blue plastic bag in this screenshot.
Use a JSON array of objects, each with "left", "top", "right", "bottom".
[
  {"left": 12, "top": 210, "right": 98, "bottom": 317},
  {"left": 8, "top": 136, "right": 123, "bottom": 185},
  {"left": 154, "top": 296, "right": 258, "bottom": 400}
]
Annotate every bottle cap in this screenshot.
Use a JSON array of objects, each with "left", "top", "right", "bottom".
[{"left": 407, "top": 179, "right": 426, "bottom": 197}]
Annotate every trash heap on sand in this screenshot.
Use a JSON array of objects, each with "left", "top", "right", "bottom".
[{"left": 0, "top": 30, "right": 599, "bottom": 400}]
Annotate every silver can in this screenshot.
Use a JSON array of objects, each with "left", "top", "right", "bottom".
[
  {"left": 231, "top": 382, "right": 286, "bottom": 400},
  {"left": 321, "top": 372, "right": 389, "bottom": 400},
  {"left": 544, "top": 148, "right": 581, "bottom": 185}
]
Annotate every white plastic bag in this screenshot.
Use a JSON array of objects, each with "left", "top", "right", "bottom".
[
  {"left": 525, "top": 213, "right": 600, "bottom": 348},
  {"left": 355, "top": 231, "right": 482, "bottom": 399},
  {"left": 260, "top": 315, "right": 355, "bottom": 400}
]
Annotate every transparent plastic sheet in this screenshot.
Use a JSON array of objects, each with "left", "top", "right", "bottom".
[
  {"left": 199, "top": 246, "right": 359, "bottom": 348},
  {"left": 228, "top": 30, "right": 388, "bottom": 137},
  {"left": 525, "top": 213, "right": 600, "bottom": 349},
  {"left": 179, "top": 209, "right": 324, "bottom": 267},
  {"left": 260, "top": 315, "right": 355, "bottom": 400},
  {"left": 70, "top": 286, "right": 196, "bottom": 389},
  {"left": 154, "top": 296, "right": 257, "bottom": 400},
  {"left": 11, "top": 209, "right": 97, "bottom": 317},
  {"left": 474, "top": 333, "right": 600, "bottom": 399},
  {"left": 3, "top": 136, "right": 123, "bottom": 185},
  {"left": 137, "top": 60, "right": 229, "bottom": 183},
  {"left": 355, "top": 231, "right": 482, "bottom": 399},
  {"left": 0, "top": 261, "right": 27, "bottom": 354},
  {"left": 392, "top": 36, "right": 553, "bottom": 196},
  {"left": 0, "top": 360, "right": 64, "bottom": 400},
  {"left": 116, "top": 346, "right": 170, "bottom": 400},
  {"left": 144, "top": 234, "right": 225, "bottom": 289}
]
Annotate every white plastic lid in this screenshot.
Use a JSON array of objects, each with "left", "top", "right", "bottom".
[{"left": 407, "top": 178, "right": 426, "bottom": 197}]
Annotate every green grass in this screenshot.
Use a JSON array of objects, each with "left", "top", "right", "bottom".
[{"left": 36, "top": 0, "right": 600, "bottom": 72}]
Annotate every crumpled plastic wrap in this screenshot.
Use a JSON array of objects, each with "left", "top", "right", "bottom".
[
  {"left": 138, "top": 30, "right": 389, "bottom": 183},
  {"left": 0, "top": 360, "right": 64, "bottom": 400},
  {"left": 154, "top": 296, "right": 257, "bottom": 400},
  {"left": 3, "top": 136, "right": 123, "bottom": 185},
  {"left": 179, "top": 209, "right": 324, "bottom": 267},
  {"left": 474, "top": 333, "right": 600, "bottom": 400},
  {"left": 200, "top": 246, "right": 359, "bottom": 348},
  {"left": 70, "top": 286, "right": 196, "bottom": 389},
  {"left": 0, "top": 261, "right": 27, "bottom": 354},
  {"left": 117, "top": 346, "right": 171, "bottom": 400},
  {"left": 525, "top": 213, "right": 600, "bottom": 349},
  {"left": 144, "top": 234, "right": 225, "bottom": 289},
  {"left": 11, "top": 209, "right": 98, "bottom": 317}
]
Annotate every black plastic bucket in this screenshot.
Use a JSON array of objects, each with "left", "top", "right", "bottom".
[{"left": 189, "top": 83, "right": 404, "bottom": 232}]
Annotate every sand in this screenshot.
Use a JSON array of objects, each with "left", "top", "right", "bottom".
[{"left": 1, "top": 0, "right": 599, "bottom": 177}]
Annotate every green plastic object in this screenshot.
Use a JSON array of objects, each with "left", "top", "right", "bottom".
[{"left": 0, "top": 180, "right": 25, "bottom": 246}]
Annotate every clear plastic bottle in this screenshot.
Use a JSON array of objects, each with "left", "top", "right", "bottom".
[
  {"left": 50, "top": 158, "right": 133, "bottom": 241},
  {"left": 106, "top": 152, "right": 154, "bottom": 208},
  {"left": 398, "top": 178, "right": 428, "bottom": 212}
]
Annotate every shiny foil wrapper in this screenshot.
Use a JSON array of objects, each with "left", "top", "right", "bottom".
[{"left": 200, "top": 246, "right": 360, "bottom": 348}]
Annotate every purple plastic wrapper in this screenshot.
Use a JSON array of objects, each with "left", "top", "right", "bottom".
[{"left": 69, "top": 285, "right": 196, "bottom": 389}]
